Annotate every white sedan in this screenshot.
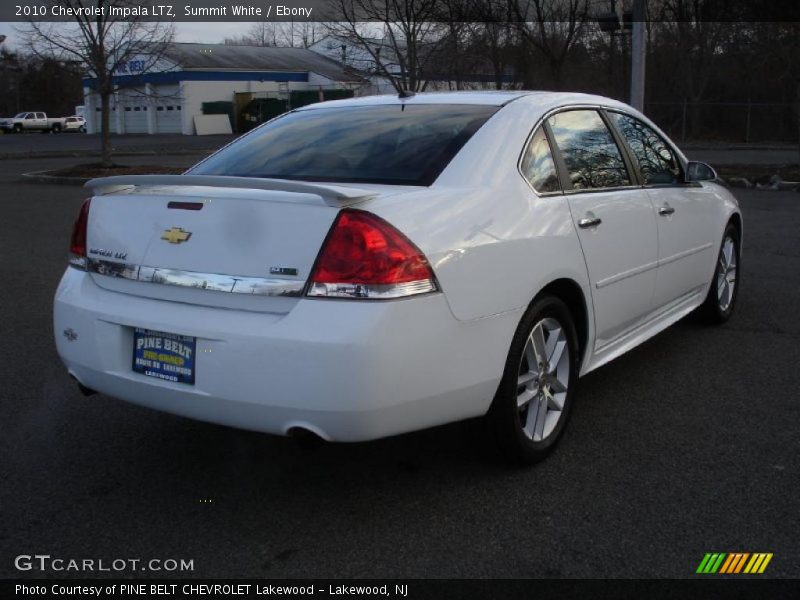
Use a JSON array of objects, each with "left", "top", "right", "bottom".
[{"left": 54, "top": 92, "right": 741, "bottom": 463}]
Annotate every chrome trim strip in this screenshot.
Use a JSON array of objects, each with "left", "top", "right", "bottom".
[
  {"left": 658, "top": 242, "right": 714, "bottom": 267},
  {"left": 87, "top": 259, "right": 304, "bottom": 297},
  {"left": 307, "top": 279, "right": 437, "bottom": 300},
  {"left": 595, "top": 260, "right": 659, "bottom": 289}
]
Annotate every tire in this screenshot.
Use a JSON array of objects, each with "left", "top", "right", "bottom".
[
  {"left": 697, "top": 223, "right": 740, "bottom": 324},
  {"left": 79, "top": 126, "right": 86, "bottom": 133},
  {"left": 487, "top": 294, "right": 579, "bottom": 464},
  {"left": 51, "top": 124, "right": 61, "bottom": 133},
  {"left": 13, "top": 124, "right": 22, "bottom": 134}
]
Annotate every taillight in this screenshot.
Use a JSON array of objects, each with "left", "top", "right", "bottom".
[
  {"left": 307, "top": 209, "right": 438, "bottom": 299},
  {"left": 69, "top": 198, "right": 91, "bottom": 270}
]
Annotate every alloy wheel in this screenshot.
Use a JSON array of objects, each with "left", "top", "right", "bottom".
[
  {"left": 717, "top": 236, "right": 737, "bottom": 311},
  {"left": 516, "top": 317, "right": 570, "bottom": 442}
]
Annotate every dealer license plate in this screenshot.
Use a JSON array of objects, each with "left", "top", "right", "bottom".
[{"left": 132, "top": 328, "right": 196, "bottom": 385}]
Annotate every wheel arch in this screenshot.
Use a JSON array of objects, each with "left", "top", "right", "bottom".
[
  {"left": 728, "top": 211, "right": 743, "bottom": 242},
  {"left": 533, "top": 278, "right": 590, "bottom": 364}
]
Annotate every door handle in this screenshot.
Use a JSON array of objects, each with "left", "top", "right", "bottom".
[
  {"left": 658, "top": 205, "right": 675, "bottom": 216},
  {"left": 578, "top": 216, "right": 602, "bottom": 229}
]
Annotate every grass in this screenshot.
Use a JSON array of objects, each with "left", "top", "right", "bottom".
[{"left": 715, "top": 164, "right": 800, "bottom": 183}]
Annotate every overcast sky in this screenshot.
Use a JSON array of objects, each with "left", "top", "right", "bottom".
[{"left": 0, "top": 22, "right": 264, "bottom": 49}]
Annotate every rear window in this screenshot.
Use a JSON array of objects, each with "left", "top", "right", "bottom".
[{"left": 189, "top": 104, "right": 498, "bottom": 186}]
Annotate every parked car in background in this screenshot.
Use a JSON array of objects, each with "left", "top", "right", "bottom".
[
  {"left": 54, "top": 91, "right": 741, "bottom": 464},
  {"left": 0, "top": 112, "right": 68, "bottom": 133},
  {"left": 63, "top": 116, "right": 86, "bottom": 133}
]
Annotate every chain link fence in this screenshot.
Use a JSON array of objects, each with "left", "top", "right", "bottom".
[{"left": 645, "top": 102, "right": 799, "bottom": 144}]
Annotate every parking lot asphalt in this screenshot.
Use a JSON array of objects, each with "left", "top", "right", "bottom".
[{"left": 0, "top": 157, "right": 798, "bottom": 579}]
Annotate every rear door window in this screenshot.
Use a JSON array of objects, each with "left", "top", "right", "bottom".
[{"left": 547, "top": 110, "right": 631, "bottom": 190}]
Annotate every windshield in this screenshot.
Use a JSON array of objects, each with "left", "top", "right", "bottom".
[
  {"left": 14, "top": 113, "right": 27, "bottom": 118},
  {"left": 189, "top": 104, "right": 498, "bottom": 186}
]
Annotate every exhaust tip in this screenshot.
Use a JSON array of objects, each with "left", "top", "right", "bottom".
[
  {"left": 69, "top": 374, "right": 97, "bottom": 397},
  {"left": 287, "top": 426, "right": 326, "bottom": 449}
]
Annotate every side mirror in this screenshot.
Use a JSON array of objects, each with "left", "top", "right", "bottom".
[{"left": 685, "top": 161, "right": 717, "bottom": 183}]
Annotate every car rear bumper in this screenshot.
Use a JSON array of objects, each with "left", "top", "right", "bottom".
[{"left": 54, "top": 268, "right": 517, "bottom": 441}]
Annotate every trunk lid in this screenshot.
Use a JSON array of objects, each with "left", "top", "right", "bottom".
[{"left": 83, "top": 176, "right": 386, "bottom": 313}]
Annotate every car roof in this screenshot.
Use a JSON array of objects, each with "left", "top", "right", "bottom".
[{"left": 296, "top": 90, "right": 633, "bottom": 111}]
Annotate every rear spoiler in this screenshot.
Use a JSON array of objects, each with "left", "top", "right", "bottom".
[{"left": 84, "top": 175, "right": 376, "bottom": 207}]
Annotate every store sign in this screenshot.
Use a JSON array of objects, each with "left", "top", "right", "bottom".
[{"left": 115, "top": 59, "right": 147, "bottom": 75}]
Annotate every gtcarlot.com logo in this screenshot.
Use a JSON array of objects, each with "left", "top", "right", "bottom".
[
  {"left": 696, "top": 552, "right": 773, "bottom": 574},
  {"left": 14, "top": 554, "right": 194, "bottom": 572}
]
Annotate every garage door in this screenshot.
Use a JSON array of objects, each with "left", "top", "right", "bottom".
[
  {"left": 155, "top": 104, "right": 182, "bottom": 133},
  {"left": 123, "top": 105, "right": 149, "bottom": 133}
]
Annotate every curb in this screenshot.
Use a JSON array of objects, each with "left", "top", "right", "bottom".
[
  {"left": 682, "top": 144, "right": 798, "bottom": 151},
  {"left": 723, "top": 177, "right": 800, "bottom": 192},
  {"left": 21, "top": 170, "right": 90, "bottom": 185},
  {"left": 2, "top": 149, "right": 211, "bottom": 161}
]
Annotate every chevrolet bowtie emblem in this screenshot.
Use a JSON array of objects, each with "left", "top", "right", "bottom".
[{"left": 161, "top": 227, "right": 192, "bottom": 244}]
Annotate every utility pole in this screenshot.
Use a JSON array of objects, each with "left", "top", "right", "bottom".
[{"left": 629, "top": 0, "right": 646, "bottom": 112}]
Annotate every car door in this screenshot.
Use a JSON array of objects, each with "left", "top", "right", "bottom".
[
  {"left": 547, "top": 109, "right": 658, "bottom": 349},
  {"left": 607, "top": 111, "right": 718, "bottom": 309}
]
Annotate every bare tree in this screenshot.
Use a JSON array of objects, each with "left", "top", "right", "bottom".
[
  {"left": 648, "top": 1, "right": 728, "bottom": 138},
  {"left": 18, "top": 0, "right": 174, "bottom": 166},
  {"left": 510, "top": 0, "right": 590, "bottom": 89},
  {"left": 225, "top": 22, "right": 279, "bottom": 46},
  {"left": 467, "top": 0, "right": 518, "bottom": 90},
  {"left": 0, "top": 44, "right": 23, "bottom": 115},
  {"left": 326, "top": 0, "right": 447, "bottom": 93},
  {"left": 750, "top": 21, "right": 800, "bottom": 160},
  {"left": 280, "top": 22, "right": 327, "bottom": 48},
  {"left": 225, "top": 22, "right": 327, "bottom": 48}
]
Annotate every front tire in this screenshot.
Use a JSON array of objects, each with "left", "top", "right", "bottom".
[
  {"left": 697, "top": 223, "right": 740, "bottom": 324},
  {"left": 487, "top": 295, "right": 579, "bottom": 464},
  {"left": 13, "top": 124, "right": 22, "bottom": 134}
]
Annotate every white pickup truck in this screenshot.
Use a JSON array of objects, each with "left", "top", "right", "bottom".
[{"left": 0, "top": 112, "right": 69, "bottom": 133}]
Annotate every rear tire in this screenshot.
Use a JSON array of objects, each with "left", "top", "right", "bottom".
[
  {"left": 697, "top": 223, "right": 740, "bottom": 324},
  {"left": 487, "top": 295, "right": 579, "bottom": 464}
]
